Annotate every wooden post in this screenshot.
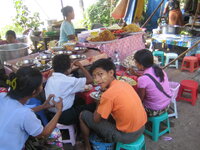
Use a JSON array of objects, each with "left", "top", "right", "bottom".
[
  {"left": 162, "top": 40, "right": 200, "bottom": 69},
  {"left": 191, "top": 1, "right": 200, "bottom": 29},
  {"left": 61, "top": 0, "right": 65, "bottom": 20},
  {"left": 141, "top": 0, "right": 165, "bottom": 28}
]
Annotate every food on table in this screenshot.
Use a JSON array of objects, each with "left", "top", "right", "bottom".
[
  {"left": 112, "top": 29, "right": 126, "bottom": 34},
  {"left": 117, "top": 76, "right": 137, "bottom": 86},
  {"left": 63, "top": 42, "right": 76, "bottom": 50},
  {"left": 122, "top": 24, "right": 142, "bottom": 32},
  {"left": 108, "top": 24, "right": 122, "bottom": 30},
  {"left": 87, "top": 30, "right": 116, "bottom": 42},
  {"left": 16, "top": 59, "right": 35, "bottom": 67},
  {"left": 34, "top": 64, "right": 51, "bottom": 72},
  {"left": 180, "top": 30, "right": 192, "bottom": 36},
  {"left": 90, "top": 91, "right": 102, "bottom": 100}
]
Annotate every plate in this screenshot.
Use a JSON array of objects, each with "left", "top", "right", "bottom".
[
  {"left": 70, "top": 54, "right": 86, "bottom": 60},
  {"left": 33, "top": 64, "right": 52, "bottom": 72},
  {"left": 90, "top": 91, "right": 102, "bottom": 100},
  {"left": 88, "top": 39, "right": 117, "bottom": 44},
  {"left": 16, "top": 59, "right": 35, "bottom": 67},
  {"left": 117, "top": 76, "right": 137, "bottom": 86},
  {"left": 73, "top": 47, "right": 87, "bottom": 53}
]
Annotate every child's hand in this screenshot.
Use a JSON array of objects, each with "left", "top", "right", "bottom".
[
  {"left": 73, "top": 60, "right": 83, "bottom": 67},
  {"left": 127, "top": 68, "right": 138, "bottom": 76},
  {"left": 43, "top": 94, "right": 55, "bottom": 109},
  {"left": 52, "top": 97, "right": 63, "bottom": 112}
]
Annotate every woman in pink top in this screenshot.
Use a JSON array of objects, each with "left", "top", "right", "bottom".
[{"left": 132, "top": 49, "right": 171, "bottom": 117}]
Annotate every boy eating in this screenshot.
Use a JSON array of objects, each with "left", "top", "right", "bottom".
[
  {"left": 45, "top": 54, "right": 96, "bottom": 125},
  {"left": 80, "top": 58, "right": 147, "bottom": 150}
]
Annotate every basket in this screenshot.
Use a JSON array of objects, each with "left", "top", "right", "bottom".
[
  {"left": 169, "top": 82, "right": 180, "bottom": 100},
  {"left": 89, "top": 134, "right": 115, "bottom": 150}
]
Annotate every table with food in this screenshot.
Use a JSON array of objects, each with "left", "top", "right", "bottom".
[
  {"left": 4, "top": 47, "right": 108, "bottom": 80},
  {"left": 77, "top": 24, "right": 145, "bottom": 61}
]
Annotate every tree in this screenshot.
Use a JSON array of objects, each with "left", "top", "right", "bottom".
[
  {"left": 82, "top": 0, "right": 119, "bottom": 29},
  {"left": 13, "top": 0, "right": 43, "bottom": 30}
]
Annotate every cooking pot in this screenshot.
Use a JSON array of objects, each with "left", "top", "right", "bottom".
[
  {"left": 161, "top": 25, "right": 182, "bottom": 34},
  {"left": 0, "top": 43, "right": 29, "bottom": 64}
]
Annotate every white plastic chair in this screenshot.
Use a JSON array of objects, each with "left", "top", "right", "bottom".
[
  {"left": 168, "top": 82, "right": 180, "bottom": 118},
  {"left": 56, "top": 124, "right": 76, "bottom": 146}
]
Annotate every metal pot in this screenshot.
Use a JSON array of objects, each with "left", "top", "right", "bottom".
[
  {"left": 161, "top": 25, "right": 182, "bottom": 34},
  {"left": 0, "top": 43, "right": 29, "bottom": 64}
]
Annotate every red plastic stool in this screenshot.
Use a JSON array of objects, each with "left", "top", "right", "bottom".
[
  {"left": 195, "top": 54, "right": 200, "bottom": 65},
  {"left": 176, "top": 80, "right": 198, "bottom": 106},
  {"left": 181, "top": 56, "right": 199, "bottom": 72}
]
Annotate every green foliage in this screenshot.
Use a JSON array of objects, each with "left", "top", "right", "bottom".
[
  {"left": 0, "top": 24, "right": 23, "bottom": 40},
  {"left": 81, "top": 0, "right": 119, "bottom": 29},
  {"left": 13, "top": 0, "right": 43, "bottom": 30}
]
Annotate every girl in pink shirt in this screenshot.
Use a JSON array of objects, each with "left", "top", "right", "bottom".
[{"left": 132, "top": 49, "right": 171, "bottom": 117}]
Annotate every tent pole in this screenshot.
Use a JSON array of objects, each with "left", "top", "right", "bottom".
[
  {"left": 141, "top": 0, "right": 165, "bottom": 28},
  {"left": 191, "top": 1, "right": 200, "bottom": 30},
  {"left": 61, "top": 0, "right": 65, "bottom": 20}
]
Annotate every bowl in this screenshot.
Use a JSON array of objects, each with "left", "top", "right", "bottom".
[
  {"left": 63, "top": 43, "right": 76, "bottom": 51},
  {"left": 16, "top": 59, "right": 35, "bottom": 67},
  {"left": 51, "top": 46, "right": 65, "bottom": 51},
  {"left": 73, "top": 47, "right": 87, "bottom": 53},
  {"left": 70, "top": 54, "right": 86, "bottom": 59}
]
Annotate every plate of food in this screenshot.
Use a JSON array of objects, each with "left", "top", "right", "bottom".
[
  {"left": 33, "top": 64, "right": 52, "bottom": 72},
  {"left": 90, "top": 91, "right": 102, "bottom": 100},
  {"left": 117, "top": 76, "right": 137, "bottom": 86},
  {"left": 70, "top": 54, "right": 86, "bottom": 60},
  {"left": 16, "top": 59, "right": 35, "bottom": 67}
]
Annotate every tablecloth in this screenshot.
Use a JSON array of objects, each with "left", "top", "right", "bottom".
[
  {"left": 79, "top": 32, "right": 145, "bottom": 61},
  {"left": 152, "top": 34, "right": 200, "bottom": 56}
]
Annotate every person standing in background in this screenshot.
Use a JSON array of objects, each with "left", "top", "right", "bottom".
[
  {"left": 59, "top": 6, "right": 76, "bottom": 45},
  {"left": 163, "top": 0, "right": 184, "bottom": 26}
]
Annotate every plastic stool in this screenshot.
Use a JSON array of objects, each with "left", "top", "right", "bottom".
[
  {"left": 181, "top": 56, "right": 199, "bottom": 72},
  {"left": 56, "top": 123, "right": 76, "bottom": 146},
  {"left": 165, "top": 53, "right": 179, "bottom": 69},
  {"left": 195, "top": 54, "right": 200, "bottom": 65},
  {"left": 116, "top": 134, "right": 146, "bottom": 150},
  {"left": 176, "top": 80, "right": 198, "bottom": 106},
  {"left": 168, "top": 82, "right": 180, "bottom": 118},
  {"left": 153, "top": 51, "right": 165, "bottom": 66},
  {"left": 144, "top": 112, "right": 170, "bottom": 142},
  {"left": 25, "top": 98, "right": 49, "bottom": 126}
]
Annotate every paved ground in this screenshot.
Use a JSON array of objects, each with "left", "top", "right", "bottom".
[{"left": 63, "top": 67, "right": 200, "bottom": 150}]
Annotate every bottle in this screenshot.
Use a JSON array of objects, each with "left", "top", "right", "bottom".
[{"left": 113, "top": 51, "right": 121, "bottom": 71}]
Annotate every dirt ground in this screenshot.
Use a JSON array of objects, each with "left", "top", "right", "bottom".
[{"left": 64, "top": 67, "right": 200, "bottom": 150}]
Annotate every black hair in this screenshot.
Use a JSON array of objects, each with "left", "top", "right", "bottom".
[
  {"left": 5, "top": 30, "right": 16, "bottom": 39},
  {"left": 89, "top": 58, "right": 116, "bottom": 78},
  {"left": 0, "top": 68, "right": 8, "bottom": 88},
  {"left": 52, "top": 54, "right": 71, "bottom": 73},
  {"left": 134, "top": 49, "right": 165, "bottom": 82},
  {"left": 61, "top": 6, "right": 73, "bottom": 17},
  {"left": 7, "top": 67, "right": 43, "bottom": 100}
]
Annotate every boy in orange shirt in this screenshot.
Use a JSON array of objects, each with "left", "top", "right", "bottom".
[{"left": 80, "top": 58, "right": 147, "bottom": 150}]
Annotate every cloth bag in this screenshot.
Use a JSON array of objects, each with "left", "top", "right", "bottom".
[{"left": 111, "top": 0, "right": 129, "bottom": 19}]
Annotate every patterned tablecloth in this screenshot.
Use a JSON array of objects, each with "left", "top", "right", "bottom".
[
  {"left": 152, "top": 34, "right": 200, "bottom": 56},
  {"left": 79, "top": 32, "right": 145, "bottom": 61}
]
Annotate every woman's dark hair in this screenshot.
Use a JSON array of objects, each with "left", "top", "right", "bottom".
[
  {"left": 6, "top": 30, "right": 16, "bottom": 39},
  {"left": 52, "top": 54, "right": 71, "bottom": 73},
  {"left": 61, "top": 6, "right": 73, "bottom": 17},
  {"left": 0, "top": 68, "right": 8, "bottom": 88},
  {"left": 134, "top": 49, "right": 165, "bottom": 82},
  {"left": 89, "top": 58, "right": 116, "bottom": 78},
  {"left": 7, "top": 67, "right": 43, "bottom": 100}
]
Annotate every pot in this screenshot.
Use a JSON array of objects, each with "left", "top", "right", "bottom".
[
  {"left": 161, "top": 25, "right": 182, "bottom": 34},
  {"left": 0, "top": 43, "right": 29, "bottom": 65}
]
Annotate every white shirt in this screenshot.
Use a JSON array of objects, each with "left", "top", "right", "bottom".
[
  {"left": 0, "top": 95, "right": 43, "bottom": 150},
  {"left": 45, "top": 72, "right": 86, "bottom": 112}
]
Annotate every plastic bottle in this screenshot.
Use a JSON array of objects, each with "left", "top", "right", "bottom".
[{"left": 113, "top": 51, "right": 121, "bottom": 71}]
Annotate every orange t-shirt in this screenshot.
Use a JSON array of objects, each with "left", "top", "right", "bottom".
[{"left": 97, "top": 80, "right": 147, "bottom": 133}]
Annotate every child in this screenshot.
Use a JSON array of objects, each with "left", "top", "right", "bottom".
[
  {"left": 80, "top": 58, "right": 147, "bottom": 150},
  {"left": 0, "top": 30, "right": 19, "bottom": 45},
  {"left": 45, "top": 54, "right": 96, "bottom": 125},
  {"left": 133, "top": 49, "right": 171, "bottom": 116},
  {"left": 0, "top": 67, "right": 63, "bottom": 150}
]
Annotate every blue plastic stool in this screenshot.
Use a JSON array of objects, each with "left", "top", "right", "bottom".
[
  {"left": 144, "top": 112, "right": 170, "bottom": 142},
  {"left": 25, "top": 98, "right": 48, "bottom": 125},
  {"left": 153, "top": 51, "right": 165, "bottom": 66},
  {"left": 116, "top": 134, "right": 146, "bottom": 150}
]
